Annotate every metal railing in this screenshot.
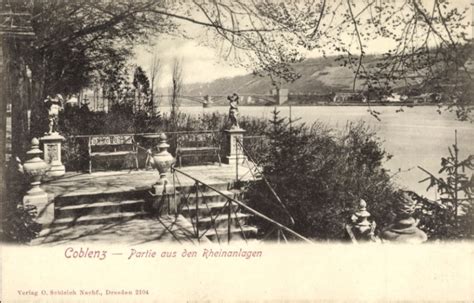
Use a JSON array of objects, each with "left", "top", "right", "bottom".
[
  {"left": 235, "top": 137, "right": 296, "bottom": 226},
  {"left": 170, "top": 166, "right": 312, "bottom": 244}
]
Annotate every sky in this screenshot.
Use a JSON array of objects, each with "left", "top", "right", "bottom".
[
  {"left": 132, "top": 0, "right": 472, "bottom": 89},
  {"left": 133, "top": 37, "right": 246, "bottom": 90}
]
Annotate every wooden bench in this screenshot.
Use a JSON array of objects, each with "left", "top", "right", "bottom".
[
  {"left": 175, "top": 132, "right": 221, "bottom": 167},
  {"left": 87, "top": 134, "right": 139, "bottom": 173}
]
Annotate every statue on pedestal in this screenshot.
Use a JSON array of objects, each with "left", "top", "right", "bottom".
[
  {"left": 41, "top": 94, "right": 66, "bottom": 177},
  {"left": 228, "top": 93, "right": 240, "bottom": 129},
  {"left": 44, "top": 94, "right": 63, "bottom": 134}
]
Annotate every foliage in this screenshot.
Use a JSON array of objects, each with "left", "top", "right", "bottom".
[
  {"left": 2, "top": 204, "right": 42, "bottom": 244},
  {"left": 100, "top": 52, "right": 133, "bottom": 108},
  {"left": 245, "top": 109, "right": 398, "bottom": 240},
  {"left": 133, "top": 66, "right": 151, "bottom": 95},
  {"left": 417, "top": 133, "right": 474, "bottom": 240},
  {"left": 1, "top": 155, "right": 41, "bottom": 243},
  {"left": 28, "top": 1, "right": 172, "bottom": 96},
  {"left": 132, "top": 66, "right": 152, "bottom": 111}
]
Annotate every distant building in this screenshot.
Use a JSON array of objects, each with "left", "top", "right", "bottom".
[
  {"left": 385, "top": 93, "right": 407, "bottom": 103},
  {"left": 333, "top": 92, "right": 365, "bottom": 103},
  {"left": 410, "top": 93, "right": 439, "bottom": 104}
]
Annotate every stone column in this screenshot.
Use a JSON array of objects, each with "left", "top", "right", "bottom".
[
  {"left": 224, "top": 128, "right": 247, "bottom": 165},
  {"left": 40, "top": 133, "right": 66, "bottom": 177},
  {"left": 381, "top": 191, "right": 428, "bottom": 244}
]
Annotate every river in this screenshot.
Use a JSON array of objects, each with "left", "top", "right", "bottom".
[{"left": 166, "top": 105, "right": 473, "bottom": 199}]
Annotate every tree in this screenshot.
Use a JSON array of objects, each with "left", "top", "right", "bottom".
[
  {"left": 149, "top": 51, "right": 161, "bottom": 114},
  {"left": 99, "top": 49, "right": 132, "bottom": 110},
  {"left": 417, "top": 131, "right": 474, "bottom": 240},
  {"left": 132, "top": 66, "right": 151, "bottom": 112},
  {"left": 169, "top": 58, "right": 183, "bottom": 130}
]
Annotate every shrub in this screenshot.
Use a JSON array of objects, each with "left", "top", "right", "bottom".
[
  {"left": 2, "top": 204, "right": 42, "bottom": 243},
  {"left": 245, "top": 109, "right": 398, "bottom": 241}
]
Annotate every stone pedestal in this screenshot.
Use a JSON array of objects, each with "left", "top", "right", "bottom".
[
  {"left": 23, "top": 194, "right": 54, "bottom": 226},
  {"left": 150, "top": 184, "right": 178, "bottom": 215},
  {"left": 23, "top": 186, "right": 49, "bottom": 212},
  {"left": 224, "top": 128, "right": 247, "bottom": 165},
  {"left": 381, "top": 217, "right": 428, "bottom": 244},
  {"left": 381, "top": 191, "right": 427, "bottom": 244},
  {"left": 40, "top": 133, "right": 65, "bottom": 177}
]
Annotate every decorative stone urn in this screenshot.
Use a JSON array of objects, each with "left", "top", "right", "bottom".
[
  {"left": 344, "top": 199, "right": 377, "bottom": 243},
  {"left": 381, "top": 191, "right": 428, "bottom": 244},
  {"left": 22, "top": 138, "right": 48, "bottom": 206},
  {"left": 151, "top": 133, "right": 175, "bottom": 186}
]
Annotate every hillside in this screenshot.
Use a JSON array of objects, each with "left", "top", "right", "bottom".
[{"left": 183, "top": 55, "right": 385, "bottom": 96}]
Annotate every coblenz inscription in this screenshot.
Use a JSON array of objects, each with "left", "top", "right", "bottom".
[{"left": 64, "top": 247, "right": 107, "bottom": 260}]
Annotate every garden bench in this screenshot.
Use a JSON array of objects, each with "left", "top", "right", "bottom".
[
  {"left": 175, "top": 131, "right": 221, "bottom": 167},
  {"left": 87, "top": 134, "right": 139, "bottom": 173}
]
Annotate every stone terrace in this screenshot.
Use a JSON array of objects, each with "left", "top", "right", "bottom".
[
  {"left": 32, "top": 164, "right": 257, "bottom": 246},
  {"left": 41, "top": 164, "right": 254, "bottom": 197}
]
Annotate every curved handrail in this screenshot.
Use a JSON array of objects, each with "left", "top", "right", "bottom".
[{"left": 172, "top": 166, "right": 313, "bottom": 243}]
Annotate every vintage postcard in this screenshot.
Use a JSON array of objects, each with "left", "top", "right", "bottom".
[{"left": 0, "top": 0, "right": 473, "bottom": 301}]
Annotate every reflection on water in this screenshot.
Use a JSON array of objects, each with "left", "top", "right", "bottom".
[{"left": 164, "top": 105, "right": 474, "bottom": 199}]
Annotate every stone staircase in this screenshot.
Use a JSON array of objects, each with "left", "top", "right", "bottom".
[
  {"left": 177, "top": 184, "right": 258, "bottom": 243},
  {"left": 52, "top": 190, "right": 150, "bottom": 226},
  {"left": 45, "top": 181, "right": 259, "bottom": 244}
]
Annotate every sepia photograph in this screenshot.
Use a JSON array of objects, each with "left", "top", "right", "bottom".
[{"left": 0, "top": 0, "right": 473, "bottom": 301}]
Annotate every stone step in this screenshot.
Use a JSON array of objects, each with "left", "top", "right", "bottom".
[
  {"left": 192, "top": 213, "right": 252, "bottom": 230},
  {"left": 162, "top": 215, "right": 212, "bottom": 244},
  {"left": 51, "top": 211, "right": 150, "bottom": 226},
  {"left": 200, "top": 225, "right": 259, "bottom": 242},
  {"left": 55, "top": 199, "right": 148, "bottom": 219},
  {"left": 180, "top": 201, "right": 241, "bottom": 217},
  {"left": 180, "top": 190, "right": 238, "bottom": 205},
  {"left": 55, "top": 190, "right": 147, "bottom": 207},
  {"left": 176, "top": 182, "right": 233, "bottom": 194}
]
